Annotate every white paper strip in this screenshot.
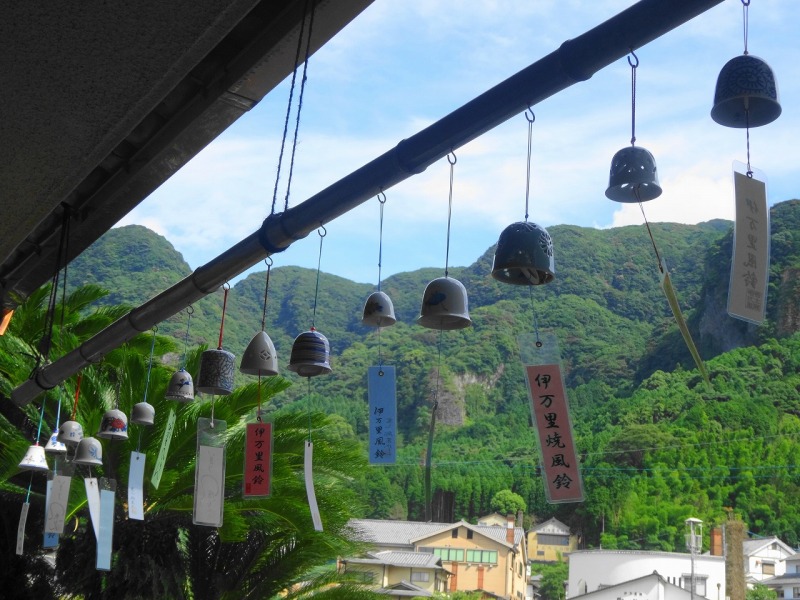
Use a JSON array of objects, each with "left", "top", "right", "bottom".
[
  {"left": 85, "top": 477, "right": 101, "bottom": 541},
  {"left": 194, "top": 445, "right": 225, "bottom": 526},
  {"left": 43, "top": 477, "right": 59, "bottom": 548},
  {"left": 16, "top": 502, "right": 30, "bottom": 555},
  {"left": 45, "top": 472, "right": 72, "bottom": 534},
  {"left": 304, "top": 441, "right": 323, "bottom": 532},
  {"left": 128, "top": 451, "right": 146, "bottom": 520},
  {"left": 96, "top": 479, "right": 115, "bottom": 571}
]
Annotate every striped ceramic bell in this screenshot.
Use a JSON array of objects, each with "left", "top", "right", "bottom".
[
  {"left": 288, "top": 329, "right": 331, "bottom": 377},
  {"left": 417, "top": 277, "right": 471, "bottom": 330},
  {"left": 19, "top": 444, "right": 49, "bottom": 472},
  {"left": 197, "top": 348, "right": 236, "bottom": 395}
]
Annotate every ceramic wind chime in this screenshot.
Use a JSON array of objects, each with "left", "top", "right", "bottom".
[
  {"left": 166, "top": 307, "right": 195, "bottom": 401},
  {"left": 417, "top": 153, "right": 471, "bottom": 331},
  {"left": 362, "top": 192, "right": 397, "bottom": 328},
  {"left": 197, "top": 284, "right": 235, "bottom": 395},
  {"left": 129, "top": 333, "right": 157, "bottom": 520},
  {"left": 711, "top": 0, "right": 779, "bottom": 326}
]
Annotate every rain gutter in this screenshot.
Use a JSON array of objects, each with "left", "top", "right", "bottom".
[{"left": 11, "top": 0, "right": 724, "bottom": 406}]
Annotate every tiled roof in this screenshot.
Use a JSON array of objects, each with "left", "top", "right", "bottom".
[
  {"left": 348, "top": 518, "right": 524, "bottom": 548},
  {"left": 743, "top": 536, "right": 795, "bottom": 557},
  {"left": 531, "top": 517, "right": 571, "bottom": 534},
  {"left": 371, "top": 551, "right": 445, "bottom": 569}
]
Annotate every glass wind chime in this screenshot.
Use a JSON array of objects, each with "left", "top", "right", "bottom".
[
  {"left": 363, "top": 192, "right": 398, "bottom": 466},
  {"left": 711, "top": 0, "right": 779, "bottom": 325}
]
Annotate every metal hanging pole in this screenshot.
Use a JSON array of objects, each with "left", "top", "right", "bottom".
[{"left": 11, "top": 0, "right": 724, "bottom": 406}]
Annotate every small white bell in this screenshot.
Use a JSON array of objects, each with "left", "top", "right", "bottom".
[{"left": 19, "top": 444, "right": 49, "bottom": 472}]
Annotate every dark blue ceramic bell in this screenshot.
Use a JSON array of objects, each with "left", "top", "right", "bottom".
[
  {"left": 492, "top": 221, "right": 555, "bottom": 285},
  {"left": 287, "top": 329, "right": 331, "bottom": 377}
]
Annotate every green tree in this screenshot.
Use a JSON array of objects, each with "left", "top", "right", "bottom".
[
  {"left": 537, "top": 562, "right": 568, "bottom": 600},
  {"left": 490, "top": 489, "right": 527, "bottom": 516},
  {"left": 747, "top": 584, "right": 778, "bottom": 600}
]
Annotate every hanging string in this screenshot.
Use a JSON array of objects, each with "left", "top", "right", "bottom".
[
  {"left": 745, "top": 110, "right": 753, "bottom": 178},
  {"left": 444, "top": 152, "right": 457, "bottom": 277},
  {"left": 217, "top": 283, "right": 230, "bottom": 349},
  {"left": 527, "top": 287, "right": 543, "bottom": 348},
  {"left": 742, "top": 0, "right": 750, "bottom": 55},
  {"left": 311, "top": 226, "right": 326, "bottom": 329},
  {"left": 70, "top": 372, "right": 83, "bottom": 420},
  {"left": 143, "top": 327, "right": 157, "bottom": 405},
  {"left": 36, "top": 207, "right": 71, "bottom": 370},
  {"left": 270, "top": 0, "right": 311, "bottom": 215},
  {"left": 283, "top": 0, "right": 317, "bottom": 212},
  {"left": 307, "top": 378, "right": 312, "bottom": 441},
  {"left": 257, "top": 374, "right": 263, "bottom": 422},
  {"left": 260, "top": 258, "right": 273, "bottom": 331},
  {"left": 25, "top": 473, "right": 34, "bottom": 504},
  {"left": 181, "top": 306, "right": 193, "bottom": 367},
  {"left": 638, "top": 200, "right": 664, "bottom": 273},
  {"left": 35, "top": 394, "right": 47, "bottom": 445},
  {"left": 376, "top": 191, "right": 386, "bottom": 292},
  {"left": 628, "top": 49, "right": 639, "bottom": 147},
  {"left": 524, "top": 110, "right": 535, "bottom": 222}
]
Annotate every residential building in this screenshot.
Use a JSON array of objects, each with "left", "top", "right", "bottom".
[
  {"left": 567, "top": 549, "right": 725, "bottom": 600},
  {"left": 347, "top": 517, "right": 528, "bottom": 600},
  {"left": 339, "top": 550, "right": 449, "bottom": 597},
  {"left": 743, "top": 537, "right": 796, "bottom": 585},
  {"left": 762, "top": 554, "right": 800, "bottom": 599},
  {"left": 569, "top": 571, "right": 695, "bottom": 600},
  {"left": 528, "top": 517, "right": 577, "bottom": 562}
]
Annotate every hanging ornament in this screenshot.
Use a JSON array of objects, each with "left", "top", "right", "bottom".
[
  {"left": 166, "top": 306, "right": 195, "bottom": 402},
  {"left": 97, "top": 371, "right": 129, "bottom": 441},
  {"left": 362, "top": 192, "right": 397, "bottom": 327},
  {"left": 417, "top": 152, "right": 472, "bottom": 330},
  {"left": 18, "top": 443, "right": 49, "bottom": 472},
  {"left": 289, "top": 226, "right": 332, "bottom": 377},
  {"left": 73, "top": 436, "right": 103, "bottom": 466},
  {"left": 57, "top": 373, "right": 84, "bottom": 446},
  {"left": 45, "top": 387, "right": 67, "bottom": 454},
  {"left": 197, "top": 284, "right": 236, "bottom": 395},
  {"left": 131, "top": 330, "right": 157, "bottom": 425},
  {"left": 241, "top": 258, "right": 279, "bottom": 376},
  {"left": 605, "top": 50, "right": 662, "bottom": 203},
  {"left": 492, "top": 110, "right": 555, "bottom": 285},
  {"left": 711, "top": 0, "right": 780, "bottom": 129}
]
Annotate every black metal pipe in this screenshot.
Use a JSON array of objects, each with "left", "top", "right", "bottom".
[{"left": 11, "top": 0, "right": 724, "bottom": 406}]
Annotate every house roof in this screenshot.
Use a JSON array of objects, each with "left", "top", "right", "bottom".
[
  {"left": 572, "top": 571, "right": 693, "bottom": 600},
  {"left": 375, "top": 580, "right": 433, "bottom": 597},
  {"left": 348, "top": 518, "right": 524, "bottom": 550},
  {"left": 531, "top": 517, "right": 571, "bottom": 535},
  {"left": 345, "top": 550, "right": 447, "bottom": 570},
  {"left": 762, "top": 573, "right": 800, "bottom": 587},
  {"left": 743, "top": 537, "right": 796, "bottom": 558}
]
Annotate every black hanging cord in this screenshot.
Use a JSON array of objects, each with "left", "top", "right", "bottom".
[
  {"left": 283, "top": 0, "right": 317, "bottom": 212},
  {"left": 376, "top": 191, "right": 386, "bottom": 292},
  {"left": 524, "top": 110, "right": 535, "bottom": 222},
  {"left": 628, "top": 49, "right": 639, "bottom": 147},
  {"left": 444, "top": 152, "right": 457, "bottom": 277},
  {"left": 181, "top": 306, "right": 193, "bottom": 368},
  {"left": 270, "top": 0, "right": 311, "bottom": 215},
  {"left": 260, "top": 257, "right": 273, "bottom": 331},
  {"left": 311, "top": 225, "right": 326, "bottom": 329},
  {"left": 742, "top": 0, "right": 750, "bottom": 55},
  {"left": 745, "top": 109, "right": 753, "bottom": 178},
  {"left": 37, "top": 207, "right": 71, "bottom": 369},
  {"left": 638, "top": 199, "right": 664, "bottom": 273}
]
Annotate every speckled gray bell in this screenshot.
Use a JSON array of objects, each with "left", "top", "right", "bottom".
[
  {"left": 288, "top": 329, "right": 332, "bottom": 377},
  {"left": 417, "top": 277, "right": 471, "bottom": 330},
  {"left": 57, "top": 420, "right": 84, "bottom": 446},
  {"left": 166, "top": 368, "right": 194, "bottom": 402},
  {"left": 362, "top": 291, "right": 397, "bottom": 327},
  {"left": 605, "top": 145, "right": 662, "bottom": 203},
  {"left": 492, "top": 221, "right": 555, "bottom": 285},
  {"left": 74, "top": 437, "right": 103, "bottom": 467},
  {"left": 240, "top": 330, "right": 279, "bottom": 376},
  {"left": 97, "top": 408, "right": 128, "bottom": 440},
  {"left": 711, "top": 54, "right": 781, "bottom": 128},
  {"left": 131, "top": 402, "right": 155, "bottom": 426},
  {"left": 19, "top": 444, "right": 49, "bottom": 472},
  {"left": 197, "top": 348, "right": 236, "bottom": 395}
]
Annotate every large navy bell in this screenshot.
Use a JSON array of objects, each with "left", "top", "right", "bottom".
[
  {"left": 416, "top": 277, "right": 471, "bottom": 330},
  {"left": 166, "top": 368, "right": 194, "bottom": 402},
  {"left": 711, "top": 54, "right": 781, "bottom": 128},
  {"left": 362, "top": 291, "right": 397, "bottom": 328},
  {"left": 287, "top": 329, "right": 331, "bottom": 377},
  {"left": 197, "top": 349, "right": 236, "bottom": 395},
  {"left": 605, "top": 145, "right": 662, "bottom": 203},
  {"left": 492, "top": 221, "right": 555, "bottom": 285},
  {"left": 240, "top": 330, "right": 279, "bottom": 376}
]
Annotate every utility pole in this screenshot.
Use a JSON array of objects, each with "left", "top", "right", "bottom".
[{"left": 686, "top": 518, "right": 703, "bottom": 600}]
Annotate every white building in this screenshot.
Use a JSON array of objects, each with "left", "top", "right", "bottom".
[
  {"left": 761, "top": 554, "right": 800, "bottom": 599},
  {"left": 568, "top": 549, "right": 725, "bottom": 600},
  {"left": 743, "top": 537, "right": 796, "bottom": 585},
  {"left": 569, "top": 572, "right": 694, "bottom": 600}
]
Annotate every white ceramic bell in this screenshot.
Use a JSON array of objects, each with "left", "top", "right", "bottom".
[
  {"left": 74, "top": 437, "right": 103, "bottom": 466},
  {"left": 416, "top": 277, "right": 471, "bottom": 330},
  {"left": 166, "top": 368, "right": 194, "bottom": 402},
  {"left": 131, "top": 401, "right": 155, "bottom": 426},
  {"left": 97, "top": 408, "right": 128, "bottom": 440},
  {"left": 19, "top": 444, "right": 49, "bottom": 472},
  {"left": 44, "top": 432, "right": 67, "bottom": 454},
  {"left": 362, "top": 291, "right": 397, "bottom": 327},
  {"left": 240, "top": 330, "right": 279, "bottom": 376},
  {"left": 57, "top": 420, "right": 84, "bottom": 446},
  {"left": 197, "top": 348, "right": 236, "bottom": 395}
]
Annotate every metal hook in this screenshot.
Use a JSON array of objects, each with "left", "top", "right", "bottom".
[
  {"left": 151, "top": 325, "right": 158, "bottom": 333},
  {"left": 222, "top": 282, "right": 230, "bottom": 291},
  {"left": 377, "top": 190, "right": 387, "bottom": 204},
  {"left": 627, "top": 49, "right": 639, "bottom": 69},
  {"left": 525, "top": 107, "right": 535, "bottom": 123},
  {"left": 317, "top": 225, "right": 327, "bottom": 238},
  {"left": 447, "top": 151, "right": 457, "bottom": 165},
  {"left": 741, "top": 0, "right": 750, "bottom": 5},
  {"left": 186, "top": 305, "right": 194, "bottom": 315},
  {"left": 264, "top": 256, "right": 273, "bottom": 267}
]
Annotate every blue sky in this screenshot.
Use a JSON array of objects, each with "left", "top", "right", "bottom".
[{"left": 117, "top": 0, "right": 800, "bottom": 285}]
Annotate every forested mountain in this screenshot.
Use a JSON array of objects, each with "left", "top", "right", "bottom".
[{"left": 67, "top": 200, "right": 800, "bottom": 549}]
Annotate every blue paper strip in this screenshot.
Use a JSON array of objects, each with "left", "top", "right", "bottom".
[
  {"left": 96, "top": 479, "right": 115, "bottom": 571},
  {"left": 368, "top": 365, "right": 397, "bottom": 464},
  {"left": 43, "top": 478, "right": 59, "bottom": 548}
]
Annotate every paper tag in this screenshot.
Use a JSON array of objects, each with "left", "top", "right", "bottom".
[
  {"left": 305, "top": 441, "right": 323, "bottom": 531},
  {"left": 45, "top": 467, "right": 74, "bottom": 534},
  {"left": 243, "top": 422, "right": 272, "bottom": 497},
  {"left": 151, "top": 408, "right": 177, "bottom": 489},
  {"left": 193, "top": 417, "right": 226, "bottom": 527},
  {"left": 368, "top": 366, "right": 397, "bottom": 464},
  {"left": 96, "top": 478, "right": 116, "bottom": 571},
  {"left": 16, "top": 502, "right": 30, "bottom": 555},
  {"left": 43, "top": 478, "right": 59, "bottom": 548},
  {"left": 128, "top": 451, "right": 146, "bottom": 520},
  {"left": 85, "top": 477, "right": 101, "bottom": 541}
]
